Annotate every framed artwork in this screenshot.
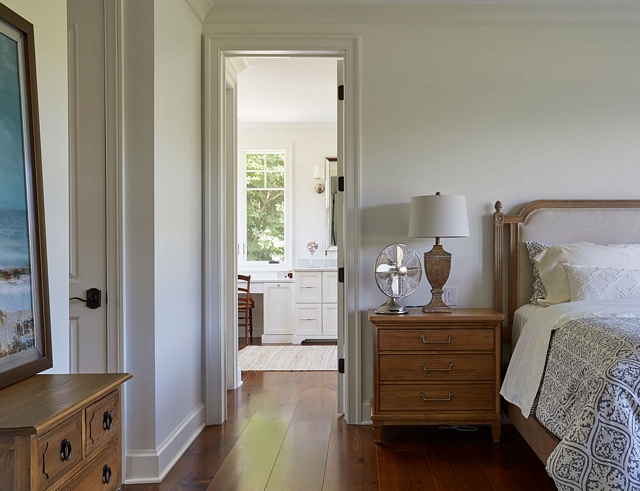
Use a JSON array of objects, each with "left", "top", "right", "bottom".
[{"left": 0, "top": 4, "right": 51, "bottom": 389}]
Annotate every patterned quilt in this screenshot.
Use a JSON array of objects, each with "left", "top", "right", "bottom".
[{"left": 536, "top": 316, "right": 640, "bottom": 491}]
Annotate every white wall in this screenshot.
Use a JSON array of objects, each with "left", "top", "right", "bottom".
[
  {"left": 123, "top": 0, "right": 203, "bottom": 482},
  {"left": 238, "top": 123, "right": 337, "bottom": 263},
  {"left": 3, "top": 0, "right": 69, "bottom": 373},
  {"left": 153, "top": 0, "right": 203, "bottom": 461},
  {"left": 205, "top": 5, "right": 640, "bottom": 420}
]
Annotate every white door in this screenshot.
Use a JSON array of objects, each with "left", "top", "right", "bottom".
[
  {"left": 67, "top": 0, "right": 108, "bottom": 373},
  {"left": 336, "top": 59, "right": 346, "bottom": 413}
]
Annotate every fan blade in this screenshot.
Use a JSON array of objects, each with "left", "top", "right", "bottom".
[
  {"left": 392, "top": 274, "right": 399, "bottom": 297},
  {"left": 405, "top": 267, "right": 422, "bottom": 276},
  {"left": 397, "top": 245, "right": 404, "bottom": 268},
  {"left": 376, "top": 263, "right": 394, "bottom": 273}
]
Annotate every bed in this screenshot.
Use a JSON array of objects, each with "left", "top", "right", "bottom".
[{"left": 493, "top": 199, "right": 640, "bottom": 490}]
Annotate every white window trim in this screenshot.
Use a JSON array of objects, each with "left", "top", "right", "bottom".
[{"left": 237, "top": 144, "right": 293, "bottom": 272}]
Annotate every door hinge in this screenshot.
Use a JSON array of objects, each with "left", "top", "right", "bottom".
[
  {"left": 338, "top": 267, "right": 344, "bottom": 283},
  {"left": 338, "top": 176, "right": 344, "bottom": 192},
  {"left": 338, "top": 85, "right": 344, "bottom": 101},
  {"left": 338, "top": 358, "right": 345, "bottom": 373}
]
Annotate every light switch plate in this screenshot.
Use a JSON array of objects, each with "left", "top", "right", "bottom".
[{"left": 444, "top": 286, "right": 457, "bottom": 307}]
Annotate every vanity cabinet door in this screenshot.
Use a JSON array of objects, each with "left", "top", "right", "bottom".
[
  {"left": 322, "top": 271, "right": 338, "bottom": 303},
  {"left": 263, "top": 283, "right": 294, "bottom": 335},
  {"left": 323, "top": 304, "right": 338, "bottom": 336}
]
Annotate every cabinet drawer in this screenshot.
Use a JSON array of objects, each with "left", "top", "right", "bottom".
[
  {"left": 379, "top": 328, "right": 494, "bottom": 351},
  {"left": 65, "top": 441, "right": 119, "bottom": 490},
  {"left": 86, "top": 389, "right": 120, "bottom": 456},
  {"left": 38, "top": 413, "right": 83, "bottom": 489},
  {"left": 379, "top": 383, "right": 494, "bottom": 412},
  {"left": 295, "top": 272, "right": 322, "bottom": 303},
  {"left": 379, "top": 354, "right": 493, "bottom": 381}
]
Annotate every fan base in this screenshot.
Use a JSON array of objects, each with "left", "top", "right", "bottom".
[{"left": 375, "top": 297, "right": 408, "bottom": 315}]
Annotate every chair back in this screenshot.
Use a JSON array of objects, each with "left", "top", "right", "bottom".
[{"left": 238, "top": 274, "right": 252, "bottom": 305}]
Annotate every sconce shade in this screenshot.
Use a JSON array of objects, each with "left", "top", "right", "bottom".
[{"left": 408, "top": 194, "right": 469, "bottom": 238}]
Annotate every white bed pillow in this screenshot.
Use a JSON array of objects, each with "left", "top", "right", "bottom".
[
  {"left": 564, "top": 263, "right": 640, "bottom": 301},
  {"left": 534, "top": 242, "right": 640, "bottom": 306}
]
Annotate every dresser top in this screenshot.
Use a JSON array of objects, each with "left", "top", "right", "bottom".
[
  {"left": 0, "top": 373, "right": 131, "bottom": 433},
  {"left": 368, "top": 308, "right": 504, "bottom": 325}
]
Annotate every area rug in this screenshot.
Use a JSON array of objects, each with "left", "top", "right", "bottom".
[{"left": 238, "top": 345, "right": 338, "bottom": 371}]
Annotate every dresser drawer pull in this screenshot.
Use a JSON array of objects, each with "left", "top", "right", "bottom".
[
  {"left": 420, "top": 391, "right": 453, "bottom": 402},
  {"left": 419, "top": 361, "right": 453, "bottom": 371},
  {"left": 60, "top": 439, "right": 72, "bottom": 461},
  {"left": 103, "top": 411, "right": 113, "bottom": 431},
  {"left": 103, "top": 464, "right": 112, "bottom": 484},
  {"left": 419, "top": 334, "right": 453, "bottom": 344},
  {"left": 301, "top": 286, "right": 315, "bottom": 288}
]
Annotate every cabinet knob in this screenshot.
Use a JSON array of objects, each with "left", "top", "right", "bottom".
[
  {"left": 60, "top": 439, "right": 72, "bottom": 461},
  {"left": 102, "top": 464, "right": 112, "bottom": 484}
]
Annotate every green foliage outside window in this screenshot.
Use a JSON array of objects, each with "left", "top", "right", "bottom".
[{"left": 245, "top": 153, "right": 285, "bottom": 262}]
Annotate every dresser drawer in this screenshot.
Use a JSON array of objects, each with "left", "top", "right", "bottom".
[
  {"left": 38, "top": 413, "right": 83, "bottom": 489},
  {"left": 379, "top": 383, "right": 494, "bottom": 412},
  {"left": 65, "top": 441, "right": 119, "bottom": 490},
  {"left": 379, "top": 354, "right": 494, "bottom": 381},
  {"left": 379, "top": 328, "right": 494, "bottom": 351},
  {"left": 85, "top": 389, "right": 120, "bottom": 456}
]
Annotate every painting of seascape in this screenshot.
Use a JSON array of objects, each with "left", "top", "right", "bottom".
[{"left": 0, "top": 26, "right": 35, "bottom": 363}]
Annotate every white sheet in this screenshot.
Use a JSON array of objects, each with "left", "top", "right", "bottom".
[
  {"left": 512, "top": 304, "right": 543, "bottom": 348},
  {"left": 501, "top": 299, "right": 640, "bottom": 417}
]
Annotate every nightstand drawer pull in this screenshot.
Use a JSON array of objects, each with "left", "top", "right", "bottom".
[
  {"left": 420, "top": 391, "right": 453, "bottom": 402},
  {"left": 419, "top": 361, "right": 453, "bottom": 371},
  {"left": 419, "top": 334, "right": 453, "bottom": 344}
]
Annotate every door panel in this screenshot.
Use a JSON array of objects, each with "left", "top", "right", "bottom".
[{"left": 68, "top": 0, "right": 107, "bottom": 373}]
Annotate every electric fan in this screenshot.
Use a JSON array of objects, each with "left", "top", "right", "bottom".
[{"left": 374, "top": 243, "right": 422, "bottom": 314}]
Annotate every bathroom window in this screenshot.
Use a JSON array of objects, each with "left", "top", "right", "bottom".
[{"left": 238, "top": 149, "right": 291, "bottom": 269}]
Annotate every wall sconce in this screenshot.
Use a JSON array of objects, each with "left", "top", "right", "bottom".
[{"left": 314, "top": 166, "right": 325, "bottom": 193}]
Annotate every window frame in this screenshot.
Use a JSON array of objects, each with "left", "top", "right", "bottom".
[{"left": 237, "top": 145, "right": 293, "bottom": 272}]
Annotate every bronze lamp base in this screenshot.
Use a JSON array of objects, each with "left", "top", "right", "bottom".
[{"left": 422, "top": 241, "right": 452, "bottom": 313}]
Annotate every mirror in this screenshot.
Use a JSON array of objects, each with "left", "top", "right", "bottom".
[{"left": 325, "top": 157, "right": 338, "bottom": 251}]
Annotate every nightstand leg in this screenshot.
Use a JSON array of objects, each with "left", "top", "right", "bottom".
[
  {"left": 373, "top": 424, "right": 382, "bottom": 444},
  {"left": 492, "top": 422, "right": 501, "bottom": 443}
]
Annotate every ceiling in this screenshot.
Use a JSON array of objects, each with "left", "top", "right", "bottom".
[
  {"left": 211, "top": 0, "right": 640, "bottom": 5},
  {"left": 237, "top": 57, "right": 338, "bottom": 124}
]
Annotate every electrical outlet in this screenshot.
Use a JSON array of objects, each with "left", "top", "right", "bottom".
[{"left": 444, "top": 287, "right": 457, "bottom": 306}]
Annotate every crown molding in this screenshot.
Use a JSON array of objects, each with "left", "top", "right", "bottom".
[
  {"left": 185, "top": 0, "right": 212, "bottom": 23},
  {"left": 204, "top": 5, "right": 640, "bottom": 25}
]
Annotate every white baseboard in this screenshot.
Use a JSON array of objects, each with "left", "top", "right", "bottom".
[
  {"left": 261, "top": 334, "right": 294, "bottom": 343},
  {"left": 125, "top": 403, "right": 205, "bottom": 483},
  {"left": 361, "top": 400, "right": 372, "bottom": 425}
]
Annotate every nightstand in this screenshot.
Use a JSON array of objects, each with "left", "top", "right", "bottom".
[{"left": 368, "top": 308, "right": 505, "bottom": 444}]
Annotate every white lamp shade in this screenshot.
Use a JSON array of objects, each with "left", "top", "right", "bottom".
[{"left": 408, "top": 194, "right": 470, "bottom": 238}]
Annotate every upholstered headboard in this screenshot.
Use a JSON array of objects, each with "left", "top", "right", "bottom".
[{"left": 493, "top": 200, "right": 640, "bottom": 332}]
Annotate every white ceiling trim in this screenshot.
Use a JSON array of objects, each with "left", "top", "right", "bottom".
[
  {"left": 204, "top": 5, "right": 640, "bottom": 25},
  {"left": 184, "top": 0, "right": 213, "bottom": 23}
]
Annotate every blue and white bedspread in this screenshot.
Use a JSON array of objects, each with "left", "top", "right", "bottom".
[{"left": 536, "top": 316, "right": 640, "bottom": 490}]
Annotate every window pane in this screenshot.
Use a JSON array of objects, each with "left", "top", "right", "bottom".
[
  {"left": 246, "top": 171, "right": 263, "bottom": 189},
  {"left": 266, "top": 171, "right": 284, "bottom": 188},
  {"left": 266, "top": 153, "right": 284, "bottom": 170},
  {"left": 246, "top": 189, "right": 285, "bottom": 262},
  {"left": 246, "top": 154, "right": 264, "bottom": 171}
]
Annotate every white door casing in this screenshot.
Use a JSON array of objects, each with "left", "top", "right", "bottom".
[{"left": 203, "top": 35, "right": 361, "bottom": 425}]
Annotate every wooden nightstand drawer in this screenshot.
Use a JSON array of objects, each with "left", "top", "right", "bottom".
[
  {"left": 65, "top": 441, "right": 119, "bottom": 490},
  {"left": 379, "top": 328, "right": 494, "bottom": 351},
  {"left": 85, "top": 389, "right": 120, "bottom": 456},
  {"left": 379, "top": 354, "right": 494, "bottom": 381},
  {"left": 38, "top": 413, "right": 83, "bottom": 489},
  {"left": 379, "top": 383, "right": 494, "bottom": 412}
]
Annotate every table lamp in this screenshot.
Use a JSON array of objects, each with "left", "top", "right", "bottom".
[{"left": 408, "top": 192, "right": 469, "bottom": 313}]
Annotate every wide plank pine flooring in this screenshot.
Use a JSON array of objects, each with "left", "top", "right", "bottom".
[{"left": 122, "top": 371, "right": 556, "bottom": 490}]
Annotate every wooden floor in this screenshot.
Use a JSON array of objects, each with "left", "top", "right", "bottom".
[{"left": 122, "top": 371, "right": 556, "bottom": 490}]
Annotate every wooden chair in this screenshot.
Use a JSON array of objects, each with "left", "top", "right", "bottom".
[{"left": 238, "top": 274, "right": 255, "bottom": 347}]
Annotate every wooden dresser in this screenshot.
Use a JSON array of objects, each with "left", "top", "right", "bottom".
[
  {"left": 369, "top": 308, "right": 504, "bottom": 443},
  {"left": 0, "top": 373, "right": 131, "bottom": 491}
]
